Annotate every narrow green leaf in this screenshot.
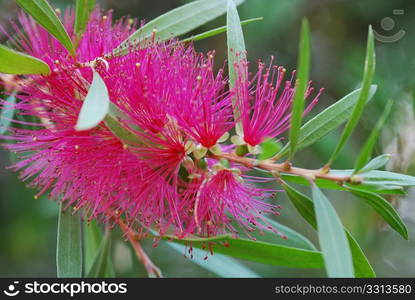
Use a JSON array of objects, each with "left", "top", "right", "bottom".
[
  {"left": 311, "top": 183, "right": 354, "bottom": 277},
  {"left": 281, "top": 182, "right": 316, "bottom": 227},
  {"left": 288, "top": 19, "right": 310, "bottom": 160},
  {"left": 0, "top": 92, "right": 17, "bottom": 135},
  {"left": 330, "top": 169, "right": 415, "bottom": 186},
  {"left": 75, "top": 71, "right": 110, "bottom": 131},
  {"left": 354, "top": 100, "right": 393, "bottom": 173},
  {"left": 227, "top": 0, "right": 246, "bottom": 132},
  {"left": 345, "top": 230, "right": 376, "bottom": 278},
  {"left": 259, "top": 217, "right": 317, "bottom": 250},
  {"left": 56, "top": 205, "right": 83, "bottom": 278},
  {"left": 84, "top": 221, "right": 115, "bottom": 277},
  {"left": 276, "top": 86, "right": 377, "bottom": 158},
  {"left": 16, "top": 0, "right": 75, "bottom": 56},
  {"left": 281, "top": 181, "right": 375, "bottom": 277},
  {"left": 167, "top": 242, "right": 260, "bottom": 278},
  {"left": 347, "top": 187, "right": 408, "bottom": 239},
  {"left": 258, "top": 138, "right": 282, "bottom": 160},
  {"left": 166, "top": 235, "right": 324, "bottom": 269},
  {"left": 358, "top": 154, "right": 391, "bottom": 174},
  {"left": 103, "top": 102, "right": 144, "bottom": 145},
  {"left": 226, "top": 0, "right": 246, "bottom": 83},
  {"left": 84, "top": 220, "right": 103, "bottom": 273},
  {"left": 86, "top": 227, "right": 112, "bottom": 278},
  {"left": 112, "top": 0, "right": 244, "bottom": 56},
  {"left": 329, "top": 26, "right": 375, "bottom": 164},
  {"left": 75, "top": 0, "right": 95, "bottom": 38},
  {"left": 280, "top": 171, "right": 404, "bottom": 195},
  {"left": 231, "top": 217, "right": 317, "bottom": 251},
  {"left": 0, "top": 45, "right": 51, "bottom": 75},
  {"left": 182, "top": 17, "right": 263, "bottom": 43}
]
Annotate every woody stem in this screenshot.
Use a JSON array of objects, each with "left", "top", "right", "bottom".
[{"left": 213, "top": 152, "right": 352, "bottom": 184}]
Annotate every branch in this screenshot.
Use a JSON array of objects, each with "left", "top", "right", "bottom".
[{"left": 213, "top": 152, "right": 353, "bottom": 184}]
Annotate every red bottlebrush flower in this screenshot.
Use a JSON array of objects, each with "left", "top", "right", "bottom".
[{"left": 235, "top": 59, "right": 323, "bottom": 147}]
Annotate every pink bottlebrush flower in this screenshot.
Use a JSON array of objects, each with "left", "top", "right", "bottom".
[
  {"left": 178, "top": 169, "right": 280, "bottom": 238},
  {"left": 164, "top": 51, "right": 234, "bottom": 148},
  {"left": 0, "top": 9, "right": 193, "bottom": 234},
  {"left": 1, "top": 7, "right": 283, "bottom": 242},
  {"left": 106, "top": 43, "right": 233, "bottom": 147},
  {"left": 235, "top": 58, "right": 323, "bottom": 147}
]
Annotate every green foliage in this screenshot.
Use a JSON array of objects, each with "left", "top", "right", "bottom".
[
  {"left": 104, "top": 103, "right": 146, "bottom": 145},
  {"left": 357, "top": 154, "right": 391, "bottom": 174},
  {"left": 74, "top": 0, "right": 95, "bottom": 40},
  {"left": 227, "top": 0, "right": 246, "bottom": 132},
  {"left": 167, "top": 242, "right": 260, "bottom": 278},
  {"left": 0, "top": 45, "right": 50, "bottom": 75},
  {"left": 281, "top": 181, "right": 316, "bottom": 227},
  {"left": 113, "top": 0, "right": 245, "bottom": 56},
  {"left": 231, "top": 217, "right": 317, "bottom": 251},
  {"left": 75, "top": 70, "right": 110, "bottom": 131},
  {"left": 332, "top": 169, "right": 415, "bottom": 186},
  {"left": 276, "top": 86, "right": 377, "bottom": 158},
  {"left": 16, "top": 0, "right": 75, "bottom": 56},
  {"left": 280, "top": 181, "right": 375, "bottom": 277},
  {"left": 280, "top": 169, "right": 413, "bottom": 195},
  {"left": 345, "top": 231, "right": 376, "bottom": 278},
  {"left": 347, "top": 187, "right": 408, "bottom": 239},
  {"left": 56, "top": 205, "right": 83, "bottom": 278},
  {"left": 182, "top": 17, "right": 263, "bottom": 43},
  {"left": 167, "top": 235, "right": 324, "bottom": 269},
  {"left": 329, "top": 26, "right": 376, "bottom": 165},
  {"left": 84, "top": 220, "right": 115, "bottom": 277},
  {"left": 258, "top": 139, "right": 283, "bottom": 160},
  {"left": 86, "top": 227, "right": 113, "bottom": 278},
  {"left": 288, "top": 19, "right": 310, "bottom": 161},
  {"left": 0, "top": 92, "right": 17, "bottom": 135},
  {"left": 354, "top": 100, "right": 393, "bottom": 173},
  {"left": 311, "top": 184, "right": 354, "bottom": 277}
]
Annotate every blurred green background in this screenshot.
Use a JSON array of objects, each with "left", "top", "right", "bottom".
[{"left": 1, "top": 0, "right": 415, "bottom": 277}]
